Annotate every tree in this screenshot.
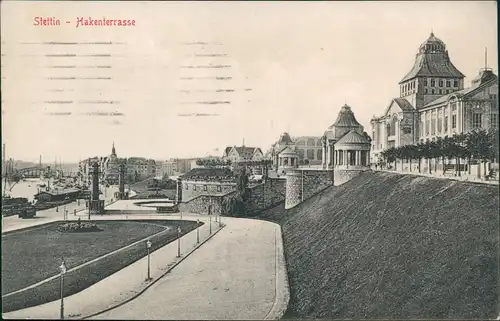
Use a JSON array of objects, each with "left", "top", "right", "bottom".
[{"left": 223, "top": 166, "right": 250, "bottom": 216}]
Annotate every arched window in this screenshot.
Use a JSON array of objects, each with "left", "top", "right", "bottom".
[{"left": 317, "top": 149, "right": 322, "bottom": 160}]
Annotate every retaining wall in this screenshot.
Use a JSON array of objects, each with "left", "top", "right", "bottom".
[{"left": 285, "top": 170, "right": 334, "bottom": 209}]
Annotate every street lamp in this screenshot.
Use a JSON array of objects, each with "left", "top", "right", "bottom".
[
  {"left": 219, "top": 213, "right": 222, "bottom": 227},
  {"left": 59, "top": 260, "right": 67, "bottom": 320},
  {"left": 146, "top": 239, "right": 152, "bottom": 281},
  {"left": 196, "top": 219, "right": 200, "bottom": 244},
  {"left": 177, "top": 226, "right": 182, "bottom": 257},
  {"left": 209, "top": 213, "right": 212, "bottom": 235}
]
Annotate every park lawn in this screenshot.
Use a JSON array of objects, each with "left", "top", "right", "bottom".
[
  {"left": 2, "top": 220, "right": 188, "bottom": 294},
  {"left": 2, "top": 219, "right": 199, "bottom": 312}
]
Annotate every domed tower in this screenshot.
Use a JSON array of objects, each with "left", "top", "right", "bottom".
[{"left": 399, "top": 32, "right": 465, "bottom": 108}]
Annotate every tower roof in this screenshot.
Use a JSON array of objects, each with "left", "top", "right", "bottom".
[
  {"left": 278, "top": 132, "right": 294, "bottom": 145},
  {"left": 471, "top": 68, "right": 497, "bottom": 86},
  {"left": 400, "top": 32, "right": 465, "bottom": 83},
  {"left": 329, "top": 104, "right": 362, "bottom": 128},
  {"left": 111, "top": 142, "right": 116, "bottom": 156}
]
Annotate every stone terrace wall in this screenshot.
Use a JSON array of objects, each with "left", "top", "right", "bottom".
[
  {"left": 179, "top": 178, "right": 286, "bottom": 215},
  {"left": 179, "top": 191, "right": 236, "bottom": 215},
  {"left": 334, "top": 169, "right": 367, "bottom": 186},
  {"left": 286, "top": 170, "right": 334, "bottom": 209},
  {"left": 245, "top": 178, "right": 286, "bottom": 214}
]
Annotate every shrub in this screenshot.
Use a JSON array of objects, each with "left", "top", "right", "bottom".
[{"left": 57, "top": 221, "right": 103, "bottom": 233}]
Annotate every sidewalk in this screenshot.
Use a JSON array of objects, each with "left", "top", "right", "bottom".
[
  {"left": 2, "top": 213, "right": 224, "bottom": 320},
  {"left": 91, "top": 217, "right": 288, "bottom": 320}
]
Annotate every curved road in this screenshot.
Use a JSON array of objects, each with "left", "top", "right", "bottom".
[{"left": 92, "top": 218, "right": 280, "bottom": 320}]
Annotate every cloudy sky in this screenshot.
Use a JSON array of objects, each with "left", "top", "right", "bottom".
[{"left": 1, "top": 1, "right": 497, "bottom": 163}]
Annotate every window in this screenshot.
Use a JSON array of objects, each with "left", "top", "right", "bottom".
[
  {"left": 426, "top": 120, "right": 430, "bottom": 135},
  {"left": 216, "top": 186, "right": 222, "bottom": 192},
  {"left": 439, "top": 80, "right": 443, "bottom": 87},
  {"left": 431, "top": 79, "right": 435, "bottom": 86},
  {"left": 446, "top": 80, "right": 451, "bottom": 87},
  {"left": 472, "top": 113, "right": 482, "bottom": 128},
  {"left": 431, "top": 89, "right": 435, "bottom": 94},
  {"left": 424, "top": 79, "right": 428, "bottom": 86},
  {"left": 203, "top": 185, "right": 207, "bottom": 191},
  {"left": 454, "top": 80, "right": 459, "bottom": 87},
  {"left": 424, "top": 88, "right": 428, "bottom": 94},
  {"left": 403, "top": 127, "right": 412, "bottom": 134},
  {"left": 444, "top": 116, "right": 448, "bottom": 132},
  {"left": 491, "top": 113, "right": 498, "bottom": 128},
  {"left": 452, "top": 114, "right": 457, "bottom": 129},
  {"left": 431, "top": 116, "right": 436, "bottom": 135},
  {"left": 437, "top": 114, "right": 442, "bottom": 133}
]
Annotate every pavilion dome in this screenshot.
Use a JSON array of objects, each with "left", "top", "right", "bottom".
[
  {"left": 279, "top": 146, "right": 297, "bottom": 156},
  {"left": 336, "top": 129, "right": 371, "bottom": 145},
  {"left": 278, "top": 132, "right": 294, "bottom": 145}
]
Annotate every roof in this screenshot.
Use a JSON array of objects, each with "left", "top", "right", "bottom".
[
  {"left": 277, "top": 132, "right": 294, "bottom": 145},
  {"left": 335, "top": 130, "right": 371, "bottom": 145},
  {"left": 233, "top": 146, "right": 260, "bottom": 160},
  {"left": 38, "top": 187, "right": 81, "bottom": 196},
  {"left": 182, "top": 168, "right": 234, "bottom": 180},
  {"left": 423, "top": 71, "right": 498, "bottom": 108},
  {"left": 223, "top": 147, "right": 232, "bottom": 157},
  {"left": 278, "top": 146, "right": 298, "bottom": 156},
  {"left": 329, "top": 104, "right": 363, "bottom": 128},
  {"left": 400, "top": 33, "right": 465, "bottom": 83},
  {"left": 393, "top": 98, "right": 415, "bottom": 112}
]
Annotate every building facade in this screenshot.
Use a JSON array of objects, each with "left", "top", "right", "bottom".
[
  {"left": 161, "top": 159, "right": 178, "bottom": 177},
  {"left": 270, "top": 133, "right": 323, "bottom": 169},
  {"left": 222, "top": 146, "right": 264, "bottom": 163},
  {"left": 370, "top": 32, "right": 499, "bottom": 163}
]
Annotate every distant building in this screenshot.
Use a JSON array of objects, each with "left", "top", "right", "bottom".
[
  {"left": 222, "top": 146, "right": 264, "bottom": 163},
  {"left": 126, "top": 157, "right": 156, "bottom": 178},
  {"left": 270, "top": 134, "right": 323, "bottom": 168},
  {"left": 370, "top": 32, "right": 498, "bottom": 163},
  {"left": 177, "top": 167, "right": 236, "bottom": 203},
  {"left": 161, "top": 159, "right": 178, "bottom": 177}
]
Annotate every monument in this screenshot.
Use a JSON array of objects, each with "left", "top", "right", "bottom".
[
  {"left": 88, "top": 162, "right": 105, "bottom": 214},
  {"left": 115, "top": 164, "right": 129, "bottom": 200}
]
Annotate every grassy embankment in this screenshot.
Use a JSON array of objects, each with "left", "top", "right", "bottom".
[{"left": 257, "top": 171, "right": 499, "bottom": 319}]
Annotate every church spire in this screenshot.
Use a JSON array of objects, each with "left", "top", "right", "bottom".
[{"left": 112, "top": 142, "right": 116, "bottom": 155}]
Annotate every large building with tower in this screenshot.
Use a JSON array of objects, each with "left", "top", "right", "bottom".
[{"left": 370, "top": 32, "right": 499, "bottom": 163}]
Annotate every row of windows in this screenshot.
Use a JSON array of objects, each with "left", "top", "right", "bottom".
[
  {"left": 184, "top": 184, "right": 222, "bottom": 192},
  {"left": 424, "top": 79, "right": 459, "bottom": 88},
  {"left": 423, "top": 114, "right": 457, "bottom": 136}
]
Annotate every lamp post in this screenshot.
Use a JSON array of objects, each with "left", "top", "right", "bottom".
[
  {"left": 59, "top": 260, "right": 67, "bottom": 320},
  {"left": 177, "top": 226, "right": 181, "bottom": 257},
  {"left": 146, "top": 239, "right": 152, "bottom": 281},
  {"left": 209, "top": 213, "right": 212, "bottom": 235},
  {"left": 196, "top": 219, "right": 200, "bottom": 244},
  {"left": 219, "top": 213, "right": 222, "bottom": 227}
]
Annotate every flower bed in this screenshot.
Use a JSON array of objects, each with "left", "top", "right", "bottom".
[{"left": 57, "top": 221, "right": 103, "bottom": 233}]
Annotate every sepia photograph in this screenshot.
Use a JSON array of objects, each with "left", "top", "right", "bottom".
[{"left": 1, "top": 1, "right": 499, "bottom": 320}]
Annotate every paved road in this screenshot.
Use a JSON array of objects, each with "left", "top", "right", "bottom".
[
  {"left": 3, "top": 215, "right": 287, "bottom": 320},
  {"left": 92, "top": 218, "right": 282, "bottom": 320}
]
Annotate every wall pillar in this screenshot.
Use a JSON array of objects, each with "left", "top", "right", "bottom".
[{"left": 327, "top": 145, "right": 331, "bottom": 169}]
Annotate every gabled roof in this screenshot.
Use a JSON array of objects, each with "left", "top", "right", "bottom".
[
  {"left": 329, "top": 105, "right": 363, "bottom": 128},
  {"left": 279, "top": 146, "right": 297, "bottom": 156},
  {"left": 383, "top": 98, "right": 415, "bottom": 116},
  {"left": 335, "top": 130, "right": 370, "bottom": 145},
  {"left": 229, "top": 146, "right": 260, "bottom": 160},
  {"left": 223, "top": 147, "right": 232, "bottom": 157}
]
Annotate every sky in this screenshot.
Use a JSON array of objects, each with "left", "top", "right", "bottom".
[{"left": 1, "top": 1, "right": 498, "bottom": 163}]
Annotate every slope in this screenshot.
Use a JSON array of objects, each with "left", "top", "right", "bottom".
[{"left": 257, "top": 171, "right": 499, "bottom": 319}]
